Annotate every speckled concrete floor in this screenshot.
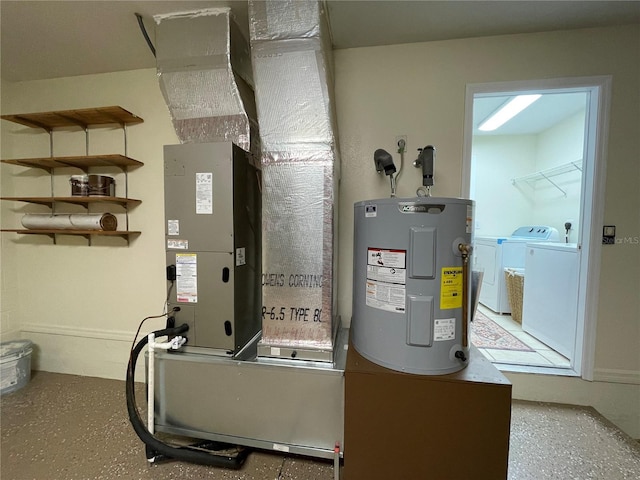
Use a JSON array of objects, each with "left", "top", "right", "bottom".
[{"left": 1, "top": 371, "right": 639, "bottom": 479}]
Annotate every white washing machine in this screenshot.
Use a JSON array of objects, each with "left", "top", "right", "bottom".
[
  {"left": 522, "top": 242, "right": 580, "bottom": 359},
  {"left": 474, "top": 226, "right": 559, "bottom": 314}
]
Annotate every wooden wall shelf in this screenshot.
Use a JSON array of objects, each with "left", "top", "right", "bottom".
[
  {"left": 1, "top": 155, "right": 143, "bottom": 173},
  {"left": 1, "top": 196, "right": 142, "bottom": 208},
  {"left": 1, "top": 229, "right": 141, "bottom": 242},
  {"left": 0, "top": 106, "right": 143, "bottom": 131}
]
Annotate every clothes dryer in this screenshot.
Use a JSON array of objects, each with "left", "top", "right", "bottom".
[{"left": 474, "top": 226, "right": 559, "bottom": 314}]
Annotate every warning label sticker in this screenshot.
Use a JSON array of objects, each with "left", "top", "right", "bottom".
[
  {"left": 176, "top": 253, "right": 198, "bottom": 303},
  {"left": 434, "top": 318, "right": 456, "bottom": 341},
  {"left": 367, "top": 248, "right": 406, "bottom": 269},
  {"left": 440, "top": 267, "right": 463, "bottom": 309},
  {"left": 365, "top": 280, "right": 406, "bottom": 313}
]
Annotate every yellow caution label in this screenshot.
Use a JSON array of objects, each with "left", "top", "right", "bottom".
[{"left": 440, "top": 267, "right": 463, "bottom": 309}]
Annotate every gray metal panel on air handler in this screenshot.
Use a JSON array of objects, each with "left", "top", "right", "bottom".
[
  {"left": 163, "top": 142, "right": 261, "bottom": 353},
  {"left": 153, "top": 327, "right": 348, "bottom": 459}
]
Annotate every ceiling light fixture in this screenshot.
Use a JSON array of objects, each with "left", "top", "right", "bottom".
[{"left": 478, "top": 94, "right": 542, "bottom": 131}]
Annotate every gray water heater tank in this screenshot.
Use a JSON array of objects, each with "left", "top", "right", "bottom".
[{"left": 352, "top": 197, "right": 474, "bottom": 375}]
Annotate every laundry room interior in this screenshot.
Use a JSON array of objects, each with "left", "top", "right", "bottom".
[{"left": 470, "top": 91, "right": 587, "bottom": 370}]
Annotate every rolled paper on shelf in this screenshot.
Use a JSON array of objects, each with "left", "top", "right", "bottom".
[
  {"left": 21, "top": 214, "right": 72, "bottom": 229},
  {"left": 21, "top": 213, "right": 118, "bottom": 231}
]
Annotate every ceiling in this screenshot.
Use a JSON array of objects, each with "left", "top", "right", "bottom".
[
  {"left": 1, "top": 1, "right": 638, "bottom": 134},
  {"left": 2, "top": 1, "right": 639, "bottom": 83}
]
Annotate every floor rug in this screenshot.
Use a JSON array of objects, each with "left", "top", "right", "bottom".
[{"left": 471, "top": 311, "right": 534, "bottom": 352}]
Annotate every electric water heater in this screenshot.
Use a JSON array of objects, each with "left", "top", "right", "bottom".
[{"left": 352, "top": 197, "right": 474, "bottom": 375}]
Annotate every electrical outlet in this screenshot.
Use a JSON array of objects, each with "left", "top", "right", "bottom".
[{"left": 395, "top": 135, "right": 407, "bottom": 153}]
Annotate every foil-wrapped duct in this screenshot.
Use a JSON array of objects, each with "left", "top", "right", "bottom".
[
  {"left": 260, "top": 159, "right": 336, "bottom": 349},
  {"left": 252, "top": 39, "right": 334, "bottom": 154},
  {"left": 250, "top": 0, "right": 340, "bottom": 352},
  {"left": 155, "top": 8, "right": 257, "bottom": 153},
  {"left": 249, "top": 0, "right": 321, "bottom": 40}
]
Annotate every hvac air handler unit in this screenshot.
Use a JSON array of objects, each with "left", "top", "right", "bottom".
[{"left": 163, "top": 142, "right": 261, "bottom": 354}]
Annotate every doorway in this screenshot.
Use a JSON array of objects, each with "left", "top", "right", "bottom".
[{"left": 462, "top": 77, "right": 612, "bottom": 379}]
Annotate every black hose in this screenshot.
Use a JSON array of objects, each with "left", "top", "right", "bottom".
[
  {"left": 135, "top": 13, "right": 156, "bottom": 58},
  {"left": 126, "top": 324, "right": 248, "bottom": 469}
]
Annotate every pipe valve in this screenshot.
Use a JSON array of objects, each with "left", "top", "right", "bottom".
[
  {"left": 458, "top": 243, "right": 473, "bottom": 259},
  {"left": 414, "top": 145, "right": 435, "bottom": 187}
]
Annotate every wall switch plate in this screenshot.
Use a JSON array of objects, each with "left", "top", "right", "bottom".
[{"left": 603, "top": 225, "right": 616, "bottom": 244}]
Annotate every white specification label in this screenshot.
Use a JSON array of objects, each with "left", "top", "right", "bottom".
[
  {"left": 434, "top": 318, "right": 456, "bottom": 341},
  {"left": 365, "top": 280, "right": 406, "bottom": 313},
  {"left": 167, "top": 219, "right": 180, "bottom": 235},
  {"left": 167, "top": 239, "right": 188, "bottom": 250},
  {"left": 195, "top": 172, "right": 213, "bottom": 214},
  {"left": 466, "top": 204, "right": 473, "bottom": 234},
  {"left": 236, "top": 247, "right": 246, "bottom": 266},
  {"left": 176, "top": 253, "right": 198, "bottom": 303},
  {"left": 365, "top": 204, "right": 377, "bottom": 218}
]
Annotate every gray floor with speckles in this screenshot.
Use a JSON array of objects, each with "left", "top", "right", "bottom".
[{"left": 1, "top": 371, "right": 639, "bottom": 479}]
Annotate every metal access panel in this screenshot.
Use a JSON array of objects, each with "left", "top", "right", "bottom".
[
  {"left": 164, "top": 142, "right": 261, "bottom": 352},
  {"left": 152, "top": 328, "right": 348, "bottom": 459}
]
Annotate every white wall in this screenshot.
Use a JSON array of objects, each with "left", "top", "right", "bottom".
[
  {"left": 1, "top": 25, "right": 638, "bottom": 437},
  {"left": 532, "top": 110, "right": 585, "bottom": 239},
  {"left": 471, "top": 135, "right": 537, "bottom": 236}
]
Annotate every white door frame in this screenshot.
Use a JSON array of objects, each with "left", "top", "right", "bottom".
[{"left": 462, "top": 76, "right": 612, "bottom": 380}]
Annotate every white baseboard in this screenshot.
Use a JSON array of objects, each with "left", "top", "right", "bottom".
[
  {"left": 21, "top": 323, "right": 136, "bottom": 343},
  {"left": 19, "top": 323, "right": 150, "bottom": 382},
  {"left": 593, "top": 368, "right": 640, "bottom": 385}
]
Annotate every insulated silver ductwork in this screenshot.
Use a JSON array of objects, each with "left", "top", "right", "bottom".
[
  {"left": 155, "top": 8, "right": 258, "bottom": 154},
  {"left": 249, "top": 0, "right": 340, "bottom": 355}
]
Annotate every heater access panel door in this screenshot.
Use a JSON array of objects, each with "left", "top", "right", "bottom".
[{"left": 164, "top": 142, "right": 235, "bottom": 253}]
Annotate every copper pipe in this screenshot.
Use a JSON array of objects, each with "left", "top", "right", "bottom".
[{"left": 458, "top": 243, "right": 473, "bottom": 348}]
